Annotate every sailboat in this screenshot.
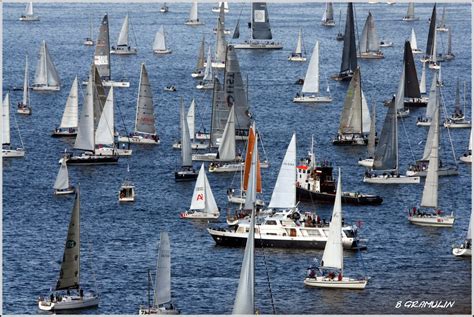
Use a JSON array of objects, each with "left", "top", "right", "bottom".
[
  {"left": 436, "top": 7, "right": 448, "bottom": 32},
  {"left": 402, "top": 2, "right": 419, "bottom": 21},
  {"left": 421, "top": 4, "right": 439, "bottom": 68},
  {"left": 428, "top": 28, "right": 440, "bottom": 70},
  {"left": 111, "top": 14, "right": 137, "bottom": 55},
  {"left": 191, "top": 36, "right": 206, "bottom": 78},
  {"left": 33, "top": 40, "right": 61, "bottom": 91},
  {"left": 212, "top": 1, "right": 229, "bottom": 13},
  {"left": 19, "top": 2, "right": 39, "bottom": 21},
  {"left": 175, "top": 98, "right": 198, "bottom": 181},
  {"left": 395, "top": 62, "right": 410, "bottom": 118},
  {"left": 358, "top": 12, "right": 383, "bottom": 59},
  {"left": 211, "top": 4, "right": 227, "bottom": 68},
  {"left": 138, "top": 232, "right": 179, "bottom": 315},
  {"left": 52, "top": 77, "right": 79, "bottom": 137},
  {"left": 403, "top": 41, "right": 427, "bottom": 107},
  {"left": 358, "top": 103, "right": 376, "bottom": 167},
  {"left": 304, "top": 169, "right": 368, "bottom": 289},
  {"left": 460, "top": 128, "right": 472, "bottom": 163},
  {"left": 172, "top": 99, "right": 209, "bottom": 150},
  {"left": 410, "top": 28, "right": 422, "bottom": 54},
  {"left": 62, "top": 65, "right": 119, "bottom": 165},
  {"left": 17, "top": 55, "right": 32, "bottom": 115},
  {"left": 153, "top": 25, "right": 172, "bottom": 54},
  {"left": 407, "top": 92, "right": 455, "bottom": 227},
  {"left": 180, "top": 163, "right": 220, "bottom": 219},
  {"left": 38, "top": 188, "right": 100, "bottom": 311},
  {"left": 321, "top": 2, "right": 336, "bottom": 27},
  {"left": 118, "top": 63, "right": 159, "bottom": 144},
  {"left": 288, "top": 29, "right": 306, "bottom": 62},
  {"left": 416, "top": 73, "right": 438, "bottom": 126},
  {"left": 419, "top": 61, "right": 427, "bottom": 95},
  {"left": 233, "top": 2, "right": 283, "bottom": 50},
  {"left": 444, "top": 80, "right": 471, "bottom": 128},
  {"left": 83, "top": 15, "right": 94, "bottom": 46},
  {"left": 443, "top": 27, "right": 455, "bottom": 60},
  {"left": 196, "top": 47, "right": 214, "bottom": 90},
  {"left": 54, "top": 156, "right": 75, "bottom": 195},
  {"left": 452, "top": 212, "right": 472, "bottom": 257},
  {"left": 160, "top": 3, "right": 169, "bottom": 13},
  {"left": 331, "top": 2, "right": 357, "bottom": 81},
  {"left": 363, "top": 97, "right": 420, "bottom": 184},
  {"left": 332, "top": 67, "right": 372, "bottom": 145},
  {"left": 2, "top": 93, "right": 26, "bottom": 158},
  {"left": 185, "top": 1, "right": 204, "bottom": 26},
  {"left": 293, "top": 41, "right": 332, "bottom": 103},
  {"left": 119, "top": 164, "right": 135, "bottom": 202},
  {"left": 336, "top": 9, "right": 344, "bottom": 41},
  {"left": 90, "top": 15, "right": 130, "bottom": 88}
]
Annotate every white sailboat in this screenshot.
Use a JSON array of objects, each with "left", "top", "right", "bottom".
[
  {"left": 363, "top": 97, "right": 420, "bottom": 184},
  {"left": 304, "top": 169, "right": 368, "bottom": 289},
  {"left": 212, "top": 1, "right": 229, "bottom": 13},
  {"left": 321, "top": 2, "right": 336, "bottom": 27},
  {"left": 153, "top": 25, "right": 172, "bottom": 54},
  {"left": 138, "top": 232, "right": 179, "bottom": 315},
  {"left": 402, "top": 2, "right": 419, "bottom": 21},
  {"left": 211, "top": 4, "right": 227, "bottom": 68},
  {"left": 395, "top": 63, "right": 410, "bottom": 118},
  {"left": 191, "top": 36, "right": 206, "bottom": 78},
  {"left": 160, "top": 3, "right": 169, "bottom": 13},
  {"left": 407, "top": 92, "right": 455, "bottom": 227},
  {"left": 180, "top": 163, "right": 220, "bottom": 219},
  {"left": 233, "top": 2, "right": 283, "bottom": 50},
  {"left": 2, "top": 93, "right": 26, "bottom": 158},
  {"left": 119, "top": 164, "right": 135, "bottom": 202},
  {"left": 52, "top": 76, "right": 79, "bottom": 137},
  {"left": 293, "top": 41, "right": 332, "bottom": 103},
  {"left": 175, "top": 98, "right": 198, "bottom": 181},
  {"left": 410, "top": 28, "right": 422, "bottom": 54},
  {"left": 118, "top": 63, "right": 159, "bottom": 144},
  {"left": 452, "top": 212, "right": 472, "bottom": 257},
  {"left": 358, "top": 103, "right": 376, "bottom": 167},
  {"left": 436, "top": 7, "right": 448, "bottom": 32},
  {"left": 83, "top": 15, "right": 94, "bottom": 46},
  {"left": 111, "top": 14, "right": 138, "bottom": 55},
  {"left": 19, "top": 2, "right": 39, "bottom": 21},
  {"left": 443, "top": 27, "right": 455, "bottom": 60},
  {"left": 416, "top": 74, "right": 438, "bottom": 126},
  {"left": 358, "top": 12, "right": 383, "bottom": 59},
  {"left": 172, "top": 99, "right": 209, "bottom": 150},
  {"left": 196, "top": 47, "right": 214, "bottom": 90},
  {"left": 288, "top": 29, "right": 306, "bottom": 62},
  {"left": 444, "top": 80, "right": 470, "bottom": 128},
  {"left": 33, "top": 40, "right": 61, "bottom": 91},
  {"left": 54, "top": 156, "right": 75, "bottom": 195},
  {"left": 17, "top": 55, "right": 32, "bottom": 115},
  {"left": 332, "top": 67, "right": 372, "bottom": 145},
  {"left": 38, "top": 188, "right": 100, "bottom": 311},
  {"left": 460, "top": 129, "right": 472, "bottom": 163},
  {"left": 185, "top": 1, "right": 204, "bottom": 26}
]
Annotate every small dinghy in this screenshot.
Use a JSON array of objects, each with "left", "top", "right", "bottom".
[
  {"left": 160, "top": 2, "right": 169, "bottom": 13},
  {"left": 164, "top": 85, "right": 176, "bottom": 92},
  {"left": 379, "top": 40, "right": 393, "bottom": 47},
  {"left": 17, "top": 55, "right": 32, "bottom": 115},
  {"left": 54, "top": 156, "right": 75, "bottom": 195}
]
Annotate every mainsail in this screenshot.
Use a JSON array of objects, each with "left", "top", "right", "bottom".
[
  {"left": 55, "top": 189, "right": 81, "bottom": 290},
  {"left": 196, "top": 36, "right": 205, "bottom": 70},
  {"left": 425, "top": 5, "right": 437, "bottom": 59},
  {"left": 95, "top": 87, "right": 114, "bottom": 146},
  {"left": 217, "top": 106, "right": 236, "bottom": 161},
  {"left": 373, "top": 97, "right": 397, "bottom": 171},
  {"left": 134, "top": 63, "right": 156, "bottom": 135},
  {"left": 74, "top": 73, "right": 95, "bottom": 152},
  {"left": 187, "top": 99, "right": 196, "bottom": 139},
  {"left": 339, "top": 3, "right": 357, "bottom": 76},
  {"left": 189, "top": 1, "right": 199, "bottom": 22},
  {"left": 251, "top": 2, "right": 272, "bottom": 40},
  {"left": 410, "top": 28, "right": 419, "bottom": 51},
  {"left": 419, "top": 61, "right": 427, "bottom": 94},
  {"left": 302, "top": 41, "right": 320, "bottom": 94},
  {"left": 295, "top": 29, "right": 303, "bottom": 55},
  {"left": 117, "top": 15, "right": 130, "bottom": 47},
  {"left": 395, "top": 66, "right": 406, "bottom": 112},
  {"left": 421, "top": 74, "right": 440, "bottom": 161},
  {"left": 94, "top": 15, "right": 111, "bottom": 80},
  {"left": 243, "top": 123, "right": 262, "bottom": 196},
  {"left": 153, "top": 26, "right": 167, "bottom": 51},
  {"left": 54, "top": 160, "right": 70, "bottom": 190},
  {"left": 190, "top": 164, "right": 218, "bottom": 213},
  {"left": 180, "top": 98, "right": 193, "bottom": 167},
  {"left": 321, "top": 2, "right": 335, "bottom": 23},
  {"left": 153, "top": 232, "right": 171, "bottom": 307},
  {"left": 404, "top": 41, "right": 421, "bottom": 99},
  {"left": 34, "top": 40, "right": 61, "bottom": 89},
  {"left": 406, "top": 2, "right": 415, "bottom": 20},
  {"left": 203, "top": 47, "right": 213, "bottom": 82},
  {"left": 60, "top": 76, "right": 79, "bottom": 129},
  {"left": 359, "top": 12, "right": 380, "bottom": 54}
]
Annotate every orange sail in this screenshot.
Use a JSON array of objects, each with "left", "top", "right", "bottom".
[{"left": 243, "top": 125, "right": 262, "bottom": 193}]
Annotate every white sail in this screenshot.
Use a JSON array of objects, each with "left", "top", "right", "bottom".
[
  {"left": 410, "top": 28, "right": 418, "bottom": 51},
  {"left": 469, "top": 128, "right": 473, "bottom": 151},
  {"left": 95, "top": 86, "right": 114, "bottom": 146},
  {"left": 180, "top": 98, "right": 192, "bottom": 167},
  {"left": 321, "top": 169, "right": 343, "bottom": 271},
  {"left": 302, "top": 41, "right": 320, "bottom": 94},
  {"left": 419, "top": 61, "right": 427, "bottom": 94},
  {"left": 421, "top": 81, "right": 440, "bottom": 208},
  {"left": 295, "top": 29, "right": 303, "bottom": 55},
  {"left": 74, "top": 74, "right": 95, "bottom": 152},
  {"left": 190, "top": 164, "right": 207, "bottom": 210},
  {"left": 2, "top": 93, "right": 11, "bottom": 145},
  {"left": 361, "top": 90, "right": 371, "bottom": 134},
  {"left": 154, "top": 232, "right": 171, "bottom": 306},
  {"left": 134, "top": 63, "right": 156, "bottom": 135},
  {"left": 422, "top": 74, "right": 439, "bottom": 161},
  {"left": 187, "top": 99, "right": 195, "bottom": 139},
  {"left": 34, "top": 40, "right": 60, "bottom": 88},
  {"left": 189, "top": 1, "right": 199, "bottom": 21},
  {"left": 153, "top": 25, "right": 167, "bottom": 51},
  {"left": 60, "top": 76, "right": 79, "bottom": 129},
  {"left": 54, "top": 160, "right": 70, "bottom": 190},
  {"left": 432, "top": 29, "right": 438, "bottom": 63},
  {"left": 467, "top": 211, "right": 473, "bottom": 240},
  {"left": 203, "top": 47, "right": 213, "bottom": 82},
  {"left": 268, "top": 133, "right": 296, "bottom": 209},
  {"left": 217, "top": 105, "right": 236, "bottom": 161},
  {"left": 26, "top": 2, "right": 34, "bottom": 16},
  {"left": 359, "top": 12, "right": 380, "bottom": 53},
  {"left": 23, "top": 55, "right": 30, "bottom": 105},
  {"left": 117, "top": 15, "right": 130, "bottom": 46},
  {"left": 232, "top": 132, "right": 257, "bottom": 315},
  {"left": 395, "top": 66, "right": 405, "bottom": 111},
  {"left": 203, "top": 167, "right": 218, "bottom": 213}
]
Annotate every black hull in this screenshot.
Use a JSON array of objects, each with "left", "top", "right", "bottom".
[
  {"left": 67, "top": 156, "right": 119, "bottom": 165},
  {"left": 331, "top": 73, "right": 353, "bottom": 81},
  {"left": 174, "top": 172, "right": 198, "bottom": 181},
  {"left": 51, "top": 132, "right": 77, "bottom": 138},
  {"left": 296, "top": 187, "right": 383, "bottom": 205},
  {"left": 332, "top": 139, "right": 368, "bottom": 146},
  {"left": 404, "top": 100, "right": 427, "bottom": 108}
]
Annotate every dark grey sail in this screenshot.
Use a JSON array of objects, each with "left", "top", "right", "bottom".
[
  {"left": 425, "top": 4, "right": 437, "bottom": 58},
  {"left": 339, "top": 3, "right": 357, "bottom": 78},
  {"left": 94, "top": 14, "right": 111, "bottom": 80},
  {"left": 210, "top": 78, "right": 227, "bottom": 147},
  {"left": 404, "top": 41, "right": 421, "bottom": 99},
  {"left": 232, "top": 19, "right": 240, "bottom": 39},
  {"left": 373, "top": 97, "right": 397, "bottom": 171},
  {"left": 92, "top": 65, "right": 106, "bottom": 128},
  {"left": 252, "top": 2, "right": 272, "bottom": 40}
]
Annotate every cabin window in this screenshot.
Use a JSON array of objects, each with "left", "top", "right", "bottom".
[
  {"left": 289, "top": 229, "right": 297, "bottom": 237},
  {"left": 343, "top": 229, "right": 355, "bottom": 238},
  {"left": 265, "top": 220, "right": 277, "bottom": 225}
]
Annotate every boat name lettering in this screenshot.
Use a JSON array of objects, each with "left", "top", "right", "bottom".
[
  {"left": 395, "top": 301, "right": 455, "bottom": 309},
  {"left": 66, "top": 239, "right": 76, "bottom": 248}
]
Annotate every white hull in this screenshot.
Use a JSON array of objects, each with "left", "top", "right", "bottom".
[
  {"left": 406, "top": 167, "right": 459, "bottom": 177},
  {"left": 110, "top": 47, "right": 138, "bottom": 55},
  {"left": 403, "top": 17, "right": 420, "bottom": 21},
  {"left": 192, "top": 153, "right": 218, "bottom": 161},
  {"left": 412, "top": 48, "right": 423, "bottom": 54},
  {"left": 408, "top": 214, "right": 455, "bottom": 227},
  {"left": 428, "top": 62, "right": 440, "bottom": 70},
  {"left": 119, "top": 196, "right": 135, "bottom": 202},
  {"left": 416, "top": 120, "right": 431, "bottom": 127},
  {"left": 185, "top": 20, "right": 204, "bottom": 26},
  {"left": 172, "top": 141, "right": 209, "bottom": 150},
  {"left": 195, "top": 132, "right": 210, "bottom": 140},
  {"left": 358, "top": 52, "right": 384, "bottom": 59},
  {"left": 304, "top": 277, "right": 367, "bottom": 289},
  {"left": 444, "top": 121, "right": 471, "bottom": 128},
  {"left": 436, "top": 27, "right": 448, "bottom": 32},
  {"left": 19, "top": 16, "right": 40, "bottom": 21},
  {"left": 227, "top": 194, "right": 265, "bottom": 207},
  {"left": 32, "top": 85, "right": 60, "bottom": 91},
  {"left": 139, "top": 307, "right": 179, "bottom": 315},
  {"left": 211, "top": 61, "right": 225, "bottom": 69},
  {"left": 321, "top": 21, "right": 336, "bottom": 27},
  {"left": 38, "top": 295, "right": 99, "bottom": 311},
  {"left": 17, "top": 107, "right": 32, "bottom": 115},
  {"left": 209, "top": 161, "right": 269, "bottom": 173},
  {"left": 452, "top": 246, "right": 472, "bottom": 257},
  {"left": 54, "top": 187, "right": 76, "bottom": 195},
  {"left": 118, "top": 135, "right": 159, "bottom": 144},
  {"left": 2, "top": 148, "right": 26, "bottom": 158},
  {"left": 116, "top": 148, "right": 132, "bottom": 156},
  {"left": 233, "top": 41, "right": 283, "bottom": 50},
  {"left": 154, "top": 49, "right": 172, "bottom": 55},
  {"left": 460, "top": 154, "right": 472, "bottom": 163},
  {"left": 293, "top": 95, "right": 332, "bottom": 103},
  {"left": 82, "top": 80, "right": 130, "bottom": 88},
  {"left": 83, "top": 39, "right": 94, "bottom": 46},
  {"left": 358, "top": 158, "right": 373, "bottom": 168},
  {"left": 180, "top": 210, "right": 220, "bottom": 219},
  {"left": 379, "top": 41, "right": 393, "bottom": 48},
  {"left": 191, "top": 70, "right": 204, "bottom": 78},
  {"left": 196, "top": 83, "right": 213, "bottom": 90},
  {"left": 363, "top": 175, "right": 420, "bottom": 184},
  {"left": 288, "top": 56, "right": 307, "bottom": 62}
]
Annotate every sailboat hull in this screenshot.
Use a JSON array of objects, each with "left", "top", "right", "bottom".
[
  {"left": 2, "top": 148, "right": 26, "bottom": 158},
  {"left": 185, "top": 20, "right": 204, "bottom": 26},
  {"left": 63, "top": 153, "right": 119, "bottom": 165},
  {"left": 209, "top": 161, "right": 269, "bottom": 173},
  {"left": 139, "top": 306, "right": 180, "bottom": 315},
  {"left": 51, "top": 128, "right": 78, "bottom": 137},
  {"left": 233, "top": 41, "right": 283, "bottom": 50},
  {"left": 293, "top": 95, "right": 332, "bottom": 103},
  {"left": 32, "top": 85, "right": 60, "bottom": 91},
  {"left": 358, "top": 158, "right": 374, "bottom": 168},
  {"left": 304, "top": 277, "right": 368, "bottom": 289},
  {"left": 81, "top": 80, "right": 130, "bottom": 88},
  {"left": 460, "top": 154, "right": 472, "bottom": 163},
  {"left": 402, "top": 17, "right": 420, "bottom": 21},
  {"left": 17, "top": 106, "right": 32, "bottom": 115},
  {"left": 444, "top": 120, "right": 471, "bottom": 128},
  {"left": 118, "top": 134, "right": 159, "bottom": 144},
  {"left": 19, "top": 16, "right": 40, "bottom": 21},
  {"left": 172, "top": 141, "right": 208, "bottom": 150},
  {"left": 332, "top": 134, "right": 368, "bottom": 146},
  {"left": 288, "top": 55, "right": 307, "bottom": 62},
  {"left": 363, "top": 175, "right": 420, "bottom": 184},
  {"left": 38, "top": 294, "right": 99, "bottom": 311},
  {"left": 191, "top": 70, "right": 205, "bottom": 78},
  {"left": 196, "top": 82, "right": 214, "bottom": 90},
  {"left": 406, "top": 166, "right": 459, "bottom": 177},
  {"left": 54, "top": 187, "right": 76, "bottom": 195},
  {"left": 408, "top": 215, "right": 455, "bottom": 227},
  {"left": 180, "top": 210, "right": 220, "bottom": 219},
  {"left": 154, "top": 49, "right": 172, "bottom": 54},
  {"left": 452, "top": 246, "right": 472, "bottom": 257},
  {"left": 321, "top": 21, "right": 336, "bottom": 27},
  {"left": 227, "top": 192, "right": 265, "bottom": 207},
  {"left": 404, "top": 98, "right": 428, "bottom": 108},
  {"left": 296, "top": 187, "right": 383, "bottom": 205},
  {"left": 110, "top": 45, "right": 138, "bottom": 55},
  {"left": 174, "top": 169, "right": 199, "bottom": 181},
  {"left": 412, "top": 48, "right": 423, "bottom": 54},
  {"left": 83, "top": 39, "right": 94, "bottom": 46}
]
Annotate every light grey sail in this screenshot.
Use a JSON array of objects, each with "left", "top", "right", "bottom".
[
  {"left": 134, "top": 63, "right": 156, "bottom": 135},
  {"left": 406, "top": 2, "right": 415, "bottom": 19},
  {"left": 55, "top": 189, "right": 81, "bottom": 290},
  {"left": 74, "top": 73, "right": 95, "bottom": 152},
  {"left": 60, "top": 76, "right": 79, "bottom": 129},
  {"left": 2, "top": 93, "right": 10, "bottom": 145},
  {"left": 210, "top": 78, "right": 227, "bottom": 147},
  {"left": 23, "top": 55, "right": 30, "bottom": 105},
  {"left": 395, "top": 66, "right": 405, "bottom": 112},
  {"left": 359, "top": 12, "right": 380, "bottom": 53},
  {"left": 94, "top": 14, "right": 111, "bottom": 80},
  {"left": 422, "top": 74, "right": 440, "bottom": 161},
  {"left": 92, "top": 65, "right": 107, "bottom": 128},
  {"left": 252, "top": 2, "right": 272, "bottom": 40},
  {"left": 54, "top": 160, "right": 70, "bottom": 190},
  {"left": 338, "top": 68, "right": 364, "bottom": 134},
  {"left": 34, "top": 40, "right": 60, "bottom": 88},
  {"left": 215, "top": 13, "right": 227, "bottom": 64},
  {"left": 367, "top": 103, "right": 376, "bottom": 158},
  {"left": 117, "top": 15, "right": 130, "bottom": 47},
  {"left": 373, "top": 97, "right": 397, "bottom": 171},
  {"left": 153, "top": 25, "right": 167, "bottom": 51},
  {"left": 180, "top": 98, "right": 193, "bottom": 167},
  {"left": 153, "top": 232, "right": 171, "bottom": 306}
]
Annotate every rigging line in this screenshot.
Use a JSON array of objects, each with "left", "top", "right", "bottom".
[
  {"left": 129, "top": 13, "right": 139, "bottom": 48},
  {"left": 11, "top": 98, "right": 26, "bottom": 150},
  {"left": 439, "top": 89, "right": 459, "bottom": 167},
  {"left": 399, "top": 116, "right": 417, "bottom": 163},
  {"left": 256, "top": 221, "right": 277, "bottom": 314}
]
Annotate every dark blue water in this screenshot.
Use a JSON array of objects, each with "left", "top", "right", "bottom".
[{"left": 2, "top": 2, "right": 471, "bottom": 315}]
